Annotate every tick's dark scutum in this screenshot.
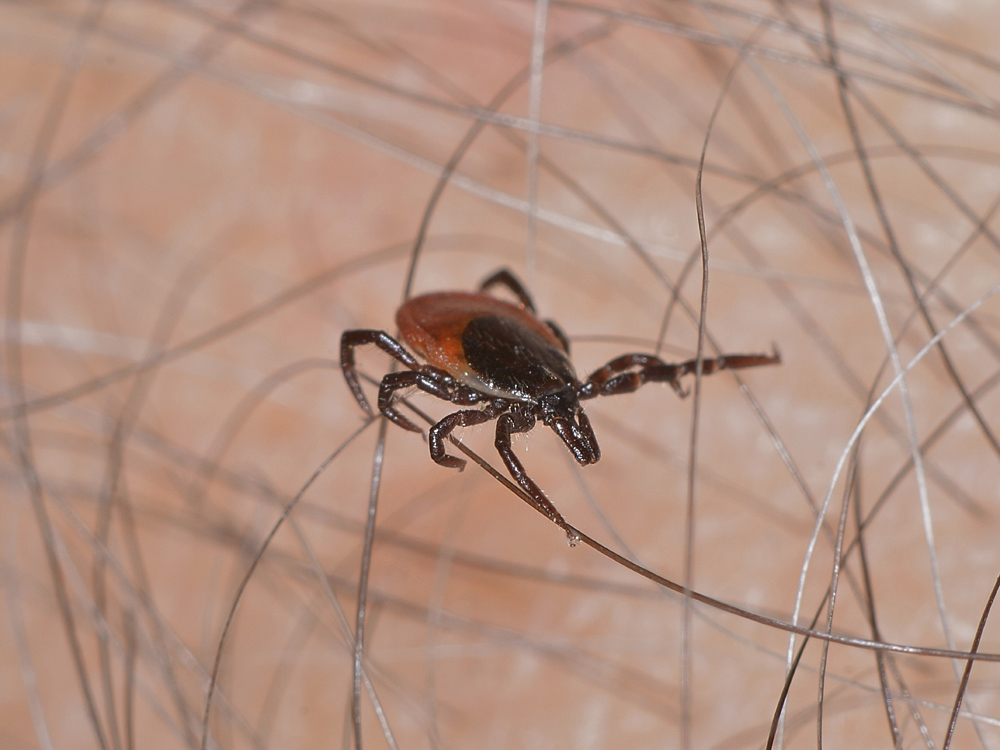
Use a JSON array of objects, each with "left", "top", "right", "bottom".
[{"left": 461, "top": 315, "right": 578, "bottom": 402}]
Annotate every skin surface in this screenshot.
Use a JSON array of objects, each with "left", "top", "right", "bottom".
[{"left": 2, "top": 2, "right": 1000, "bottom": 749}]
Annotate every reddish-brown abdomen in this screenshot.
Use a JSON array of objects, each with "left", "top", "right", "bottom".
[{"left": 396, "top": 291, "right": 563, "bottom": 382}]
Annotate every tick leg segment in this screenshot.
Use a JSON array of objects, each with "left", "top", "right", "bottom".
[
  {"left": 581, "top": 350, "right": 781, "bottom": 399},
  {"left": 378, "top": 367, "right": 485, "bottom": 432},
  {"left": 428, "top": 409, "right": 498, "bottom": 470},
  {"left": 479, "top": 269, "right": 536, "bottom": 313},
  {"left": 495, "top": 409, "right": 565, "bottom": 524},
  {"left": 544, "top": 319, "right": 571, "bottom": 354},
  {"left": 341, "top": 329, "right": 420, "bottom": 418}
]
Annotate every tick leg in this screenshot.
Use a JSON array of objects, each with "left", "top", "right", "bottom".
[
  {"left": 544, "top": 319, "right": 571, "bottom": 354},
  {"left": 377, "top": 366, "right": 484, "bottom": 432},
  {"left": 341, "top": 329, "right": 420, "bottom": 418},
  {"left": 581, "top": 349, "right": 781, "bottom": 400},
  {"left": 479, "top": 269, "right": 536, "bottom": 313},
  {"left": 495, "top": 410, "right": 565, "bottom": 524},
  {"left": 376, "top": 370, "right": 434, "bottom": 432},
  {"left": 428, "top": 409, "right": 497, "bottom": 470}
]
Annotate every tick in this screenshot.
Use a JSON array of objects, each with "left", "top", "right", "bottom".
[{"left": 341, "top": 269, "right": 780, "bottom": 529}]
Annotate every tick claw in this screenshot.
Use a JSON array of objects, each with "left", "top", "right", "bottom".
[{"left": 436, "top": 454, "right": 466, "bottom": 471}]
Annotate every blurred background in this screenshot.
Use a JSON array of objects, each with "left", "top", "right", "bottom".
[{"left": 3, "top": 0, "right": 1000, "bottom": 747}]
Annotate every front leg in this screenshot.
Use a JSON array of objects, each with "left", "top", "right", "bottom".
[
  {"left": 427, "top": 408, "right": 497, "bottom": 470},
  {"left": 494, "top": 408, "right": 565, "bottom": 524},
  {"left": 580, "top": 349, "right": 780, "bottom": 400}
]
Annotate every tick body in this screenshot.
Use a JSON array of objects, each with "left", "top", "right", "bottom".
[
  {"left": 341, "top": 269, "right": 780, "bottom": 531},
  {"left": 398, "top": 292, "right": 576, "bottom": 405}
]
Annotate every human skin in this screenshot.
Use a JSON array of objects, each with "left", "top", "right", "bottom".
[{"left": 2, "top": 2, "right": 999, "bottom": 748}]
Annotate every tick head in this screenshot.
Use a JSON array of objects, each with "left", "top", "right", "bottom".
[{"left": 539, "top": 388, "right": 601, "bottom": 465}]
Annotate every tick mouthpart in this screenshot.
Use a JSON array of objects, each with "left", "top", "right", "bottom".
[
  {"left": 538, "top": 388, "right": 577, "bottom": 415},
  {"left": 546, "top": 408, "right": 601, "bottom": 466}
]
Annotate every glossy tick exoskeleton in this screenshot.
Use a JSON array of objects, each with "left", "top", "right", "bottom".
[{"left": 341, "top": 269, "right": 780, "bottom": 531}]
